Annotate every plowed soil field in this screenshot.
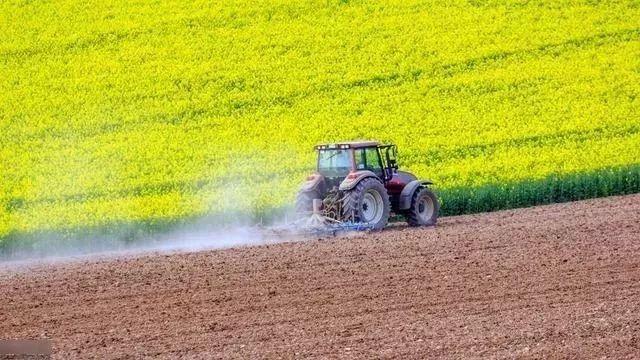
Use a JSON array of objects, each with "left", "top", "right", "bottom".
[{"left": 2, "top": 195, "right": 640, "bottom": 359}]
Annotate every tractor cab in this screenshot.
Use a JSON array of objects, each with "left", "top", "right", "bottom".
[{"left": 315, "top": 141, "right": 398, "bottom": 183}]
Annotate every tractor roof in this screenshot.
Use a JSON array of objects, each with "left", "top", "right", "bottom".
[{"left": 315, "top": 141, "right": 380, "bottom": 150}]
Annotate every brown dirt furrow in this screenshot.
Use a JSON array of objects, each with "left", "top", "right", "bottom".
[{"left": 1, "top": 194, "right": 640, "bottom": 359}]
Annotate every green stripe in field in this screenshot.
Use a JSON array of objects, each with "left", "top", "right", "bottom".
[{"left": 1, "top": 164, "right": 639, "bottom": 253}]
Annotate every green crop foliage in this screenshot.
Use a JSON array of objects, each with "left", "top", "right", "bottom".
[{"left": 1, "top": 0, "right": 640, "bottom": 248}]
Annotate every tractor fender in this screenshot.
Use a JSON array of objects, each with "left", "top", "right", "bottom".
[
  {"left": 399, "top": 179, "right": 434, "bottom": 210},
  {"left": 300, "top": 173, "right": 325, "bottom": 193},
  {"left": 339, "top": 170, "right": 379, "bottom": 191}
]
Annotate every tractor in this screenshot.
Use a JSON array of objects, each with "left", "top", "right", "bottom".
[{"left": 295, "top": 141, "right": 439, "bottom": 230}]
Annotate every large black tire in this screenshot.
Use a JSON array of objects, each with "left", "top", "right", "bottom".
[
  {"left": 342, "top": 178, "right": 390, "bottom": 230},
  {"left": 404, "top": 187, "right": 439, "bottom": 227},
  {"left": 295, "top": 191, "right": 320, "bottom": 218}
]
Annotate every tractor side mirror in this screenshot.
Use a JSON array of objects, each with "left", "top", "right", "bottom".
[{"left": 385, "top": 146, "right": 399, "bottom": 171}]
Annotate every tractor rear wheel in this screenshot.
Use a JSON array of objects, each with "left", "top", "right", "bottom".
[
  {"left": 295, "top": 191, "right": 320, "bottom": 218},
  {"left": 405, "top": 187, "right": 439, "bottom": 226},
  {"left": 342, "top": 178, "right": 390, "bottom": 230}
]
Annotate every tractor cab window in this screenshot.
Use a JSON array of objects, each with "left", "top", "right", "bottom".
[
  {"left": 355, "top": 149, "right": 366, "bottom": 170},
  {"left": 355, "top": 147, "right": 384, "bottom": 178},
  {"left": 318, "top": 149, "right": 352, "bottom": 177}
]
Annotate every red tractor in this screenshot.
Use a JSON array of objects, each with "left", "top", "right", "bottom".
[{"left": 296, "top": 141, "right": 439, "bottom": 229}]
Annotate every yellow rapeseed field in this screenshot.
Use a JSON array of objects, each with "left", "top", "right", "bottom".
[{"left": 1, "top": 0, "right": 639, "bottom": 242}]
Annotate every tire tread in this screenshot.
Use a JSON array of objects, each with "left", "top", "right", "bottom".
[{"left": 405, "top": 187, "right": 439, "bottom": 227}]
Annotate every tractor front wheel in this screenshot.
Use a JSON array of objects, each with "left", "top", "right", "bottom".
[
  {"left": 405, "top": 187, "right": 439, "bottom": 226},
  {"left": 342, "top": 178, "right": 390, "bottom": 230}
]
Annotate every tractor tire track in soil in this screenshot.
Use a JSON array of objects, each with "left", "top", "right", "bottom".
[{"left": 1, "top": 194, "right": 640, "bottom": 358}]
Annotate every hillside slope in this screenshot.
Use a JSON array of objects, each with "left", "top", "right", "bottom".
[
  {"left": 1, "top": 0, "right": 639, "bottom": 240},
  {"left": 2, "top": 194, "right": 639, "bottom": 358}
]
